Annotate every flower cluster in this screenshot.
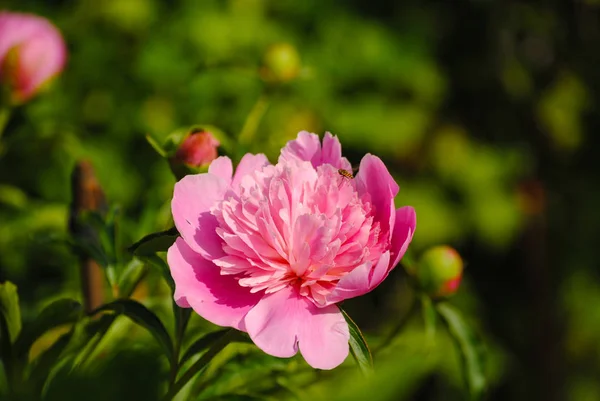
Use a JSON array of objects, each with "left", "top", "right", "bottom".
[{"left": 168, "top": 132, "right": 416, "bottom": 369}]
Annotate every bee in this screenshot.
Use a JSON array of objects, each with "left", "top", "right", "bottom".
[{"left": 338, "top": 169, "right": 354, "bottom": 179}]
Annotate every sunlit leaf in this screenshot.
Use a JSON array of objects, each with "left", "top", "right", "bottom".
[
  {"left": 15, "top": 299, "right": 82, "bottom": 358},
  {"left": 436, "top": 302, "right": 486, "bottom": 400},
  {"left": 27, "top": 330, "right": 74, "bottom": 392},
  {"left": 164, "top": 329, "right": 238, "bottom": 400},
  {"left": 179, "top": 329, "right": 251, "bottom": 367},
  {"left": 118, "top": 258, "right": 147, "bottom": 298},
  {"left": 139, "top": 254, "right": 175, "bottom": 293},
  {"left": 340, "top": 308, "right": 373, "bottom": 374},
  {"left": 91, "top": 299, "right": 174, "bottom": 364},
  {"left": 0, "top": 281, "right": 21, "bottom": 344},
  {"left": 128, "top": 227, "right": 178, "bottom": 256}
]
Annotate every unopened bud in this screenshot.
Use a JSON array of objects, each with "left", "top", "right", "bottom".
[
  {"left": 261, "top": 43, "right": 301, "bottom": 83},
  {"left": 0, "top": 12, "right": 67, "bottom": 104},
  {"left": 414, "top": 246, "right": 463, "bottom": 298},
  {"left": 174, "top": 130, "right": 220, "bottom": 168}
]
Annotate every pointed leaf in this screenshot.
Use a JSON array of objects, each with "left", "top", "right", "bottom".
[
  {"left": 91, "top": 299, "right": 174, "bottom": 364},
  {"left": 436, "top": 302, "right": 486, "bottom": 400},
  {"left": 179, "top": 329, "right": 239, "bottom": 367},
  {"left": 15, "top": 299, "right": 82, "bottom": 358},
  {"left": 118, "top": 258, "right": 147, "bottom": 298},
  {"left": 340, "top": 308, "right": 373, "bottom": 374},
  {"left": 163, "top": 329, "right": 238, "bottom": 400},
  {"left": 146, "top": 134, "right": 168, "bottom": 157},
  {"left": 129, "top": 227, "right": 179, "bottom": 256},
  {"left": 0, "top": 281, "right": 21, "bottom": 344},
  {"left": 139, "top": 254, "right": 175, "bottom": 293},
  {"left": 28, "top": 330, "right": 74, "bottom": 392}
]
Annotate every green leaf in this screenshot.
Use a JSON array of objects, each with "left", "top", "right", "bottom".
[
  {"left": 179, "top": 329, "right": 233, "bottom": 367},
  {"left": 0, "top": 282, "right": 21, "bottom": 344},
  {"left": 139, "top": 254, "right": 175, "bottom": 293},
  {"left": 118, "top": 258, "right": 147, "bottom": 298},
  {"left": 163, "top": 329, "right": 238, "bottom": 401},
  {"left": 91, "top": 299, "right": 174, "bottom": 365},
  {"left": 15, "top": 299, "right": 82, "bottom": 358},
  {"left": 128, "top": 227, "right": 179, "bottom": 256},
  {"left": 27, "top": 329, "right": 74, "bottom": 392},
  {"left": 0, "top": 282, "right": 21, "bottom": 391},
  {"left": 340, "top": 308, "right": 373, "bottom": 374},
  {"left": 146, "top": 134, "right": 168, "bottom": 157},
  {"left": 436, "top": 302, "right": 486, "bottom": 400}
]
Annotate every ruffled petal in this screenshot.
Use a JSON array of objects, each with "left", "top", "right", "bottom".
[
  {"left": 279, "top": 131, "right": 351, "bottom": 170},
  {"left": 279, "top": 131, "right": 321, "bottom": 166},
  {"left": 244, "top": 286, "right": 349, "bottom": 369},
  {"left": 321, "top": 132, "right": 352, "bottom": 170},
  {"left": 167, "top": 238, "right": 261, "bottom": 330},
  {"left": 171, "top": 173, "right": 228, "bottom": 260},
  {"left": 231, "top": 153, "right": 270, "bottom": 189}
]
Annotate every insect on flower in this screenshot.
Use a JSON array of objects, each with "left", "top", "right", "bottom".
[
  {"left": 168, "top": 131, "right": 416, "bottom": 370},
  {"left": 337, "top": 168, "right": 354, "bottom": 179}
]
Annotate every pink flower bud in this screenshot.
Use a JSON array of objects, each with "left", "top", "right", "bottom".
[
  {"left": 414, "top": 246, "right": 463, "bottom": 298},
  {"left": 0, "top": 12, "right": 67, "bottom": 103},
  {"left": 174, "top": 130, "right": 220, "bottom": 167}
]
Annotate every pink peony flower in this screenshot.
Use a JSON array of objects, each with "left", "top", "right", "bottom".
[
  {"left": 0, "top": 11, "right": 67, "bottom": 103},
  {"left": 168, "top": 131, "right": 416, "bottom": 369},
  {"left": 174, "top": 130, "right": 220, "bottom": 167}
]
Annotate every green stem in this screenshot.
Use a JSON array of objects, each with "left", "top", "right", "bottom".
[
  {"left": 238, "top": 95, "right": 269, "bottom": 147},
  {"left": 167, "top": 308, "right": 191, "bottom": 390},
  {"left": 374, "top": 295, "right": 418, "bottom": 353},
  {"left": 163, "top": 329, "right": 237, "bottom": 401},
  {"left": 0, "top": 107, "right": 11, "bottom": 139}
]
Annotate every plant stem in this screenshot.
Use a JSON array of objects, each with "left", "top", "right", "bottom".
[
  {"left": 0, "top": 107, "right": 11, "bottom": 139},
  {"left": 163, "top": 329, "right": 237, "bottom": 401},
  {"left": 238, "top": 95, "right": 269, "bottom": 147},
  {"left": 167, "top": 308, "right": 191, "bottom": 391},
  {"left": 69, "top": 161, "right": 107, "bottom": 313},
  {"left": 374, "top": 295, "right": 418, "bottom": 353}
]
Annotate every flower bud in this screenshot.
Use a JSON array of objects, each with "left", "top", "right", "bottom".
[
  {"left": 173, "top": 129, "right": 220, "bottom": 167},
  {"left": 414, "top": 246, "right": 463, "bottom": 298},
  {"left": 0, "top": 12, "right": 67, "bottom": 104},
  {"left": 261, "top": 43, "right": 300, "bottom": 83}
]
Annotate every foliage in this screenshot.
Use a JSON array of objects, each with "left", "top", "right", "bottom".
[{"left": 1, "top": 1, "right": 599, "bottom": 400}]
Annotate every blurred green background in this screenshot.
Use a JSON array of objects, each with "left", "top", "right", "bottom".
[{"left": 1, "top": 0, "right": 600, "bottom": 400}]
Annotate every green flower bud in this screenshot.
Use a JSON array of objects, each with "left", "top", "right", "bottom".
[{"left": 414, "top": 246, "right": 463, "bottom": 298}]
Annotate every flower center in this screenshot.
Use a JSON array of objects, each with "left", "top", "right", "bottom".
[{"left": 212, "top": 161, "right": 385, "bottom": 306}]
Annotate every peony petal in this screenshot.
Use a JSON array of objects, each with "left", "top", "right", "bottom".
[
  {"left": 244, "top": 287, "right": 300, "bottom": 358},
  {"left": 297, "top": 302, "right": 349, "bottom": 370},
  {"left": 231, "top": 153, "right": 270, "bottom": 190},
  {"left": 244, "top": 286, "right": 349, "bottom": 369},
  {"left": 278, "top": 131, "right": 321, "bottom": 166},
  {"left": 208, "top": 156, "right": 233, "bottom": 185},
  {"left": 324, "top": 251, "right": 391, "bottom": 305},
  {"left": 279, "top": 131, "right": 351, "bottom": 170},
  {"left": 321, "top": 132, "right": 352, "bottom": 171},
  {"left": 389, "top": 206, "right": 416, "bottom": 269},
  {"left": 171, "top": 173, "right": 228, "bottom": 260},
  {"left": 167, "top": 238, "right": 261, "bottom": 330},
  {"left": 355, "top": 154, "right": 399, "bottom": 241}
]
